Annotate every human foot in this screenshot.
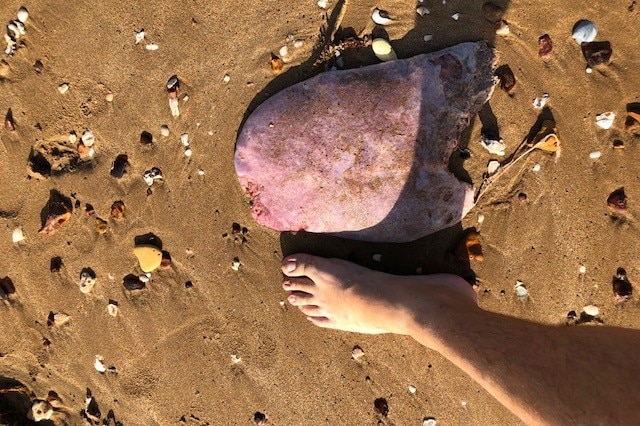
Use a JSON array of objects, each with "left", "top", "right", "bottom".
[{"left": 281, "top": 254, "right": 478, "bottom": 339}]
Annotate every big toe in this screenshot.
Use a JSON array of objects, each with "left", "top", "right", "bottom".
[{"left": 282, "top": 253, "right": 331, "bottom": 279}]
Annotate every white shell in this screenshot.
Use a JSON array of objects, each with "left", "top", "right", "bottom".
[
  {"left": 231, "top": 259, "right": 241, "bottom": 271},
  {"left": 58, "top": 83, "right": 69, "bottom": 94},
  {"left": 371, "top": 38, "right": 397, "bottom": 62},
  {"left": 423, "top": 34, "right": 433, "bottom": 42},
  {"left": 451, "top": 13, "right": 460, "bottom": 20},
  {"left": 515, "top": 281, "right": 528, "bottom": 299},
  {"left": 69, "top": 132, "right": 77, "bottom": 144},
  {"left": 145, "top": 43, "right": 159, "bottom": 51},
  {"left": 222, "top": 74, "right": 231, "bottom": 83},
  {"left": 94, "top": 355, "right": 106, "bottom": 373},
  {"left": 160, "top": 125, "right": 169, "bottom": 136},
  {"left": 416, "top": 6, "right": 430, "bottom": 16},
  {"left": 17, "top": 7, "right": 29, "bottom": 24},
  {"left": 279, "top": 45, "right": 289, "bottom": 58},
  {"left": 181, "top": 133, "right": 189, "bottom": 146},
  {"left": 372, "top": 8, "right": 392, "bottom": 25},
  {"left": 495, "top": 21, "right": 510, "bottom": 36},
  {"left": 408, "top": 385, "right": 417, "bottom": 394},
  {"left": 169, "top": 97, "right": 180, "bottom": 117},
  {"left": 583, "top": 305, "right": 599, "bottom": 316},
  {"left": 585, "top": 66, "right": 593, "bottom": 74},
  {"left": 579, "top": 265, "right": 587, "bottom": 274},
  {"left": 589, "top": 151, "right": 601, "bottom": 160},
  {"left": 184, "top": 147, "right": 192, "bottom": 157},
  {"left": 532, "top": 163, "right": 541, "bottom": 172},
  {"left": 423, "top": 419, "right": 437, "bottom": 426},
  {"left": 29, "top": 401, "right": 53, "bottom": 422},
  {"left": 138, "top": 274, "right": 150, "bottom": 283},
  {"left": 294, "top": 39, "right": 304, "bottom": 48},
  {"left": 105, "top": 93, "right": 114, "bottom": 102},
  {"left": 317, "top": 0, "right": 328, "bottom": 9},
  {"left": 197, "top": 169, "right": 205, "bottom": 176},
  {"left": 79, "top": 270, "right": 96, "bottom": 294},
  {"left": 8, "top": 24, "right": 21, "bottom": 39},
  {"left": 595, "top": 112, "right": 615, "bottom": 129},
  {"left": 107, "top": 303, "right": 118, "bottom": 317},
  {"left": 532, "top": 93, "right": 550, "bottom": 110},
  {"left": 12, "top": 225, "right": 24, "bottom": 243},
  {"left": 135, "top": 30, "right": 145, "bottom": 44},
  {"left": 81, "top": 130, "right": 95, "bottom": 147},
  {"left": 477, "top": 213, "right": 485, "bottom": 224},
  {"left": 572, "top": 20, "right": 597, "bottom": 45},
  {"left": 486, "top": 160, "right": 500, "bottom": 175},
  {"left": 480, "top": 136, "right": 506, "bottom": 156}
]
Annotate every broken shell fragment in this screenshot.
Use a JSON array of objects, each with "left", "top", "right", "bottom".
[
  {"left": 5, "top": 108, "right": 15, "bottom": 131},
  {"left": 231, "top": 257, "right": 241, "bottom": 271},
  {"left": 371, "top": 38, "right": 397, "bottom": 62},
  {"left": 495, "top": 65, "right": 515, "bottom": 92},
  {"left": 81, "top": 130, "right": 95, "bottom": 147},
  {"left": 572, "top": 20, "right": 597, "bottom": 45},
  {"left": 58, "top": 83, "right": 69, "bottom": 94},
  {"left": 133, "top": 245, "right": 163, "bottom": 272},
  {"left": 454, "top": 231, "right": 483, "bottom": 262},
  {"left": 135, "top": 29, "right": 145, "bottom": 44},
  {"left": 167, "top": 75, "right": 179, "bottom": 91},
  {"left": 270, "top": 53, "right": 284, "bottom": 72},
  {"left": 352, "top": 346, "right": 365, "bottom": 360},
  {"left": 495, "top": 20, "right": 510, "bottom": 36},
  {"left": 372, "top": 8, "right": 392, "bottom": 25},
  {"left": 416, "top": 6, "right": 430, "bottom": 16},
  {"left": 160, "top": 124, "right": 169, "bottom": 136},
  {"left": 12, "top": 225, "right": 25, "bottom": 243},
  {"left": 613, "top": 267, "right": 633, "bottom": 301},
  {"left": 581, "top": 41, "right": 612, "bottom": 67},
  {"left": 589, "top": 151, "right": 601, "bottom": 160},
  {"left": 28, "top": 401, "right": 53, "bottom": 422},
  {"left": 595, "top": 112, "right": 615, "bottom": 129},
  {"left": 143, "top": 167, "right": 163, "bottom": 186},
  {"left": 94, "top": 355, "right": 106, "bottom": 373},
  {"left": 480, "top": 135, "right": 506, "bottom": 156},
  {"left": 79, "top": 268, "right": 96, "bottom": 294},
  {"left": 582, "top": 304, "right": 599, "bottom": 316},
  {"left": 515, "top": 281, "right": 528, "bottom": 299},
  {"left": 169, "top": 97, "right": 180, "bottom": 117},
  {"left": 123, "top": 274, "right": 145, "bottom": 290},
  {"left": 532, "top": 120, "right": 561, "bottom": 153},
  {"left": 625, "top": 111, "right": 640, "bottom": 134},
  {"left": 95, "top": 217, "right": 109, "bottom": 234},
  {"left": 423, "top": 418, "right": 437, "bottom": 426},
  {"left": 486, "top": 160, "right": 500, "bottom": 175},
  {"left": 181, "top": 132, "right": 189, "bottom": 146},
  {"left": 17, "top": 7, "right": 29, "bottom": 24},
  {"left": 538, "top": 34, "right": 553, "bottom": 58},
  {"left": 451, "top": 13, "right": 460, "bottom": 20},
  {"left": 107, "top": 302, "right": 118, "bottom": 317},
  {"left": 145, "top": 43, "right": 158, "bottom": 51},
  {"left": 110, "top": 200, "right": 126, "bottom": 219},
  {"left": 607, "top": 187, "right": 627, "bottom": 214},
  {"left": 532, "top": 93, "right": 550, "bottom": 110}
]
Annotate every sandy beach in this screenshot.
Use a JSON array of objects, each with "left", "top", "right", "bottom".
[{"left": 1, "top": 0, "right": 639, "bottom": 424}]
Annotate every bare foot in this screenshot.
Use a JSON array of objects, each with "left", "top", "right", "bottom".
[{"left": 281, "top": 254, "right": 478, "bottom": 341}]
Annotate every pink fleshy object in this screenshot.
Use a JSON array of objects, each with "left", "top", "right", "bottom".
[{"left": 235, "top": 41, "right": 496, "bottom": 242}]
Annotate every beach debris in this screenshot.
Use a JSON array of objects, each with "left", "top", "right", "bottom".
[
  {"left": 495, "top": 65, "right": 515, "bottom": 92},
  {"left": 107, "top": 301, "right": 118, "bottom": 317},
  {"left": 572, "top": 20, "right": 597, "bottom": 45},
  {"left": 167, "top": 75, "right": 180, "bottom": 116},
  {"left": 374, "top": 398, "right": 389, "bottom": 417},
  {"left": 270, "top": 53, "right": 284, "bottom": 72},
  {"left": 482, "top": 2, "right": 504, "bottom": 23},
  {"left": 454, "top": 231, "right": 484, "bottom": 262},
  {"left": 185, "top": 280, "right": 193, "bottom": 288},
  {"left": 82, "top": 389, "right": 102, "bottom": 423},
  {"left": 28, "top": 400, "right": 53, "bottom": 422},
  {"left": 223, "top": 73, "right": 231, "bottom": 83},
  {"left": 17, "top": 7, "right": 29, "bottom": 24},
  {"left": 451, "top": 13, "right": 460, "bottom": 20},
  {"left": 566, "top": 310, "right": 578, "bottom": 323},
  {"left": 57, "top": 83, "right": 69, "bottom": 94},
  {"left": 518, "top": 192, "right": 527, "bottom": 202},
  {"left": 181, "top": 132, "right": 193, "bottom": 157},
  {"left": 140, "top": 131, "right": 153, "bottom": 145},
  {"left": 532, "top": 163, "right": 541, "bottom": 172},
  {"left": 423, "top": 35, "right": 434, "bottom": 42},
  {"left": 12, "top": 225, "right": 24, "bottom": 243},
  {"left": 416, "top": 6, "right": 430, "bottom": 16},
  {"left": 95, "top": 217, "right": 109, "bottom": 234},
  {"left": 607, "top": 187, "right": 627, "bottom": 214},
  {"left": 231, "top": 257, "right": 241, "bottom": 271},
  {"left": 579, "top": 265, "right": 587, "bottom": 274},
  {"left": 105, "top": 92, "right": 113, "bottom": 102},
  {"left": 279, "top": 45, "right": 289, "bottom": 60},
  {"left": 145, "top": 43, "right": 158, "bottom": 51},
  {"left": 582, "top": 305, "right": 599, "bottom": 317},
  {"left": 372, "top": 8, "right": 392, "bottom": 25},
  {"left": 531, "top": 120, "right": 561, "bottom": 153},
  {"left": 110, "top": 154, "right": 128, "bottom": 178},
  {"left": 581, "top": 41, "right": 612, "bottom": 67},
  {"left": 613, "top": 267, "right": 633, "bottom": 301},
  {"left": 595, "top": 112, "right": 615, "bottom": 129},
  {"left": 480, "top": 135, "right": 506, "bottom": 156},
  {"left": 5, "top": 108, "right": 15, "bottom": 131},
  {"left": 160, "top": 251, "right": 172, "bottom": 269},
  {"left": 29, "top": 135, "right": 87, "bottom": 176},
  {"left": 371, "top": 38, "right": 397, "bottom": 62},
  {"left": 123, "top": 274, "right": 145, "bottom": 290},
  {"left": 538, "top": 34, "right": 553, "bottom": 58},
  {"left": 39, "top": 191, "right": 72, "bottom": 235},
  {"left": 110, "top": 200, "right": 126, "bottom": 219},
  {"left": 160, "top": 124, "right": 170, "bottom": 137},
  {"left": 81, "top": 130, "right": 95, "bottom": 147},
  {"left": 230, "top": 354, "right": 241, "bottom": 364},
  {"left": 33, "top": 59, "right": 43, "bottom": 72},
  {"left": 515, "top": 281, "right": 528, "bottom": 300},
  {"left": 0, "top": 276, "right": 16, "bottom": 300},
  {"left": 477, "top": 213, "right": 485, "bottom": 223},
  {"left": 423, "top": 418, "right": 437, "bottom": 426},
  {"left": 79, "top": 268, "right": 96, "bottom": 294},
  {"left": 236, "top": 42, "right": 495, "bottom": 243},
  {"left": 408, "top": 385, "right": 417, "bottom": 394},
  {"left": 532, "top": 93, "right": 550, "bottom": 110},
  {"left": 589, "top": 150, "right": 601, "bottom": 160},
  {"left": 625, "top": 110, "right": 640, "bottom": 134},
  {"left": 133, "top": 245, "right": 163, "bottom": 273},
  {"left": 495, "top": 20, "right": 510, "bottom": 36},
  {"left": 135, "top": 29, "right": 145, "bottom": 44},
  {"left": 143, "top": 167, "right": 163, "bottom": 186},
  {"left": 4, "top": 8, "right": 28, "bottom": 56},
  {"left": 253, "top": 412, "right": 267, "bottom": 425},
  {"left": 486, "top": 160, "right": 500, "bottom": 176},
  {"left": 352, "top": 346, "right": 365, "bottom": 360},
  {"left": 139, "top": 274, "right": 150, "bottom": 283},
  {"left": 50, "top": 257, "right": 63, "bottom": 272},
  {"left": 48, "top": 311, "right": 70, "bottom": 327},
  {"left": 94, "top": 356, "right": 106, "bottom": 373}
]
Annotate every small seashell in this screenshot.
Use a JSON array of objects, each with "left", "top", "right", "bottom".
[
  {"left": 167, "top": 75, "right": 179, "bottom": 91},
  {"left": 184, "top": 147, "right": 192, "bottom": 157},
  {"left": 495, "top": 20, "right": 510, "bottom": 36},
  {"left": 94, "top": 355, "right": 106, "bottom": 373},
  {"left": 160, "top": 125, "right": 169, "bottom": 136},
  {"left": 595, "top": 112, "right": 615, "bottom": 129},
  {"left": 532, "top": 163, "right": 541, "bottom": 172},
  {"left": 423, "top": 418, "right": 437, "bottom": 426},
  {"left": 371, "top": 38, "right": 397, "bottom": 62},
  {"left": 169, "top": 97, "right": 180, "bottom": 117},
  {"left": 486, "top": 160, "right": 501, "bottom": 175},
  {"left": 572, "top": 20, "right": 597, "bottom": 45},
  {"left": 28, "top": 401, "right": 53, "bottom": 422},
  {"left": 223, "top": 74, "right": 231, "bottom": 83},
  {"left": 317, "top": 0, "right": 328, "bottom": 9},
  {"left": 582, "top": 304, "right": 599, "bottom": 316},
  {"left": 95, "top": 217, "right": 109, "bottom": 234},
  {"left": 613, "top": 140, "right": 625, "bottom": 149},
  {"left": 231, "top": 354, "right": 242, "bottom": 364},
  {"left": 613, "top": 267, "right": 632, "bottom": 300},
  {"left": 134, "top": 245, "right": 163, "bottom": 272},
  {"left": 477, "top": 213, "right": 485, "bottom": 223},
  {"left": 12, "top": 225, "right": 24, "bottom": 243},
  {"left": 532, "top": 93, "right": 550, "bottom": 110},
  {"left": 231, "top": 257, "right": 241, "bottom": 271},
  {"left": 585, "top": 66, "right": 593, "bottom": 74},
  {"left": 279, "top": 45, "right": 289, "bottom": 58},
  {"left": 79, "top": 268, "right": 96, "bottom": 294},
  {"left": 105, "top": 92, "right": 113, "bottom": 102},
  {"left": 451, "top": 13, "right": 460, "bottom": 20},
  {"left": 372, "top": 8, "right": 392, "bottom": 25},
  {"left": 589, "top": 151, "right": 601, "bottom": 160},
  {"left": 416, "top": 6, "right": 430, "bottom": 16},
  {"left": 372, "top": 254, "right": 382, "bottom": 262},
  {"left": 135, "top": 29, "right": 145, "bottom": 44},
  {"left": 607, "top": 187, "right": 627, "bottom": 214},
  {"left": 538, "top": 34, "right": 553, "bottom": 58},
  {"left": 17, "top": 7, "right": 29, "bottom": 24},
  {"left": 107, "top": 302, "right": 118, "bottom": 317},
  {"left": 579, "top": 265, "right": 586, "bottom": 274},
  {"left": 181, "top": 133, "right": 189, "bottom": 146},
  {"left": 81, "top": 130, "right": 95, "bottom": 147},
  {"left": 293, "top": 39, "right": 304, "bottom": 48},
  {"left": 423, "top": 34, "right": 433, "bottom": 42},
  {"left": 480, "top": 135, "right": 506, "bottom": 156},
  {"left": 138, "top": 274, "right": 150, "bottom": 283},
  {"left": 515, "top": 281, "right": 528, "bottom": 300},
  {"left": 351, "top": 346, "right": 365, "bottom": 360},
  {"left": 145, "top": 43, "right": 159, "bottom": 51},
  {"left": 625, "top": 111, "right": 640, "bottom": 134},
  {"left": 58, "top": 83, "right": 69, "bottom": 94},
  {"left": 581, "top": 41, "right": 612, "bottom": 67},
  {"left": 408, "top": 385, "right": 417, "bottom": 394}
]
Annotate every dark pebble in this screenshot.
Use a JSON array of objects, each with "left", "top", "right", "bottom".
[
  {"left": 50, "top": 256, "right": 63, "bottom": 272},
  {"left": 185, "top": 281, "right": 193, "bottom": 289},
  {"left": 0, "top": 276, "right": 15, "bottom": 299},
  {"left": 607, "top": 187, "right": 627, "bottom": 213},
  {"left": 253, "top": 412, "right": 267, "bottom": 425},
  {"left": 123, "top": 274, "right": 145, "bottom": 291},
  {"left": 110, "top": 154, "right": 128, "bottom": 178},
  {"left": 495, "top": 64, "right": 516, "bottom": 92},
  {"left": 374, "top": 398, "right": 389, "bottom": 417},
  {"left": 613, "top": 267, "right": 633, "bottom": 299},
  {"left": 140, "top": 131, "right": 153, "bottom": 145},
  {"left": 581, "top": 41, "right": 612, "bottom": 67}
]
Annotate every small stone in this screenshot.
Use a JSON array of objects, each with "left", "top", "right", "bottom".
[
  {"left": 374, "top": 398, "right": 389, "bottom": 417},
  {"left": 231, "top": 257, "right": 241, "bottom": 271},
  {"left": 495, "top": 20, "right": 510, "bottom": 36},
  {"left": 169, "top": 97, "right": 180, "bottom": 117},
  {"left": 454, "top": 231, "right": 483, "bottom": 262},
  {"left": 160, "top": 251, "right": 172, "bottom": 269},
  {"left": 416, "top": 6, "right": 430, "bottom": 16},
  {"left": 579, "top": 265, "right": 586, "bottom": 274},
  {"left": 451, "top": 13, "right": 460, "bottom": 20},
  {"left": 538, "top": 34, "right": 553, "bottom": 58},
  {"left": 140, "top": 131, "right": 153, "bottom": 145},
  {"left": 33, "top": 59, "right": 43, "bottom": 73},
  {"left": 293, "top": 39, "right": 304, "bottom": 48},
  {"left": 58, "top": 83, "right": 69, "bottom": 94},
  {"left": 28, "top": 401, "right": 53, "bottom": 422},
  {"left": 279, "top": 45, "right": 288, "bottom": 59},
  {"left": 371, "top": 253, "right": 382, "bottom": 262},
  {"left": 589, "top": 151, "right": 601, "bottom": 160},
  {"left": 94, "top": 355, "right": 106, "bottom": 373},
  {"left": 408, "top": 385, "right": 417, "bottom": 394},
  {"left": 184, "top": 147, "right": 192, "bottom": 157},
  {"left": 79, "top": 268, "right": 96, "bottom": 294},
  {"left": 12, "top": 225, "right": 24, "bottom": 243},
  {"left": 185, "top": 280, "right": 193, "bottom": 288},
  {"left": 110, "top": 200, "right": 126, "bottom": 219},
  {"left": 532, "top": 163, "right": 541, "bottom": 172},
  {"left": 110, "top": 154, "right": 128, "bottom": 178},
  {"left": 595, "top": 112, "right": 615, "bottom": 129},
  {"left": 181, "top": 133, "right": 189, "bottom": 146},
  {"left": 0, "top": 276, "right": 15, "bottom": 300},
  {"left": 253, "top": 412, "right": 267, "bottom": 425},
  {"left": 532, "top": 93, "right": 550, "bottom": 110},
  {"left": 567, "top": 310, "right": 577, "bottom": 322},
  {"left": 160, "top": 125, "right": 169, "bottom": 137},
  {"left": 586, "top": 66, "right": 593, "bottom": 74},
  {"left": 372, "top": 38, "right": 397, "bottom": 62},
  {"left": 5, "top": 108, "right": 15, "bottom": 131},
  {"left": 95, "top": 217, "right": 109, "bottom": 234},
  {"left": 107, "top": 302, "right": 118, "bottom": 317},
  {"left": 222, "top": 74, "right": 231, "bottom": 83},
  {"left": 582, "top": 41, "right": 612, "bottom": 67},
  {"left": 105, "top": 93, "right": 113, "bottom": 102},
  {"left": 477, "top": 213, "right": 485, "bottom": 223},
  {"left": 607, "top": 187, "right": 627, "bottom": 214},
  {"left": 583, "top": 304, "right": 599, "bottom": 316},
  {"left": 50, "top": 257, "right": 63, "bottom": 272},
  {"left": 352, "top": 346, "right": 365, "bottom": 360},
  {"left": 123, "top": 274, "right": 145, "bottom": 291},
  {"left": 613, "top": 267, "right": 632, "bottom": 300},
  {"left": 515, "top": 281, "right": 528, "bottom": 299},
  {"left": 133, "top": 245, "right": 163, "bottom": 272},
  {"left": 17, "top": 7, "right": 29, "bottom": 24},
  {"left": 423, "top": 34, "right": 433, "bottom": 42},
  {"left": 486, "top": 160, "right": 501, "bottom": 175},
  {"left": 482, "top": 2, "right": 504, "bottom": 22},
  {"left": 495, "top": 65, "right": 515, "bottom": 92}
]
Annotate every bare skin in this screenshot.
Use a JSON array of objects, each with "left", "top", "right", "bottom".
[{"left": 282, "top": 253, "right": 640, "bottom": 426}]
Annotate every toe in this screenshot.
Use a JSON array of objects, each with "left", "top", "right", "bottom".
[
  {"left": 282, "top": 253, "right": 329, "bottom": 279},
  {"left": 298, "top": 305, "right": 324, "bottom": 316},
  {"left": 287, "top": 291, "right": 314, "bottom": 306},
  {"left": 283, "top": 277, "right": 315, "bottom": 292},
  {"left": 306, "top": 316, "right": 332, "bottom": 328}
]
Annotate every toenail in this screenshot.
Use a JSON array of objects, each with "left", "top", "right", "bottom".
[
  {"left": 288, "top": 295, "right": 296, "bottom": 303},
  {"left": 283, "top": 280, "right": 291, "bottom": 287},
  {"left": 286, "top": 261, "right": 296, "bottom": 273}
]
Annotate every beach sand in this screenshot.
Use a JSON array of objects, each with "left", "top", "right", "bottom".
[{"left": 1, "top": 0, "right": 639, "bottom": 424}]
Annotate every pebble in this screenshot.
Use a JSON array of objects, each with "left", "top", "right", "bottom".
[
  {"left": 105, "top": 92, "right": 113, "bottom": 102},
  {"left": 416, "top": 6, "right": 430, "bottom": 16},
  {"left": 371, "top": 8, "right": 392, "bottom": 25},
  {"left": 451, "top": 13, "right": 460, "bottom": 20},
  {"left": 495, "top": 65, "right": 516, "bottom": 92},
  {"left": 94, "top": 355, "right": 107, "bottom": 373},
  {"left": 160, "top": 125, "right": 170, "bottom": 136},
  {"left": 12, "top": 225, "right": 24, "bottom": 243},
  {"left": 79, "top": 269, "right": 96, "bottom": 294},
  {"left": 135, "top": 29, "right": 145, "bottom": 44},
  {"left": 17, "top": 7, "right": 29, "bottom": 24},
  {"left": 50, "top": 257, "right": 63, "bottom": 272},
  {"left": 58, "top": 83, "right": 69, "bottom": 94},
  {"left": 532, "top": 163, "right": 541, "bottom": 172},
  {"left": 28, "top": 401, "right": 53, "bottom": 422},
  {"left": 278, "top": 45, "right": 289, "bottom": 59},
  {"left": 372, "top": 38, "right": 396, "bottom": 62},
  {"left": 145, "top": 43, "right": 158, "bottom": 51},
  {"left": 423, "top": 418, "right": 437, "bottom": 426},
  {"left": 572, "top": 20, "right": 597, "bottom": 44},
  {"left": 133, "top": 245, "right": 163, "bottom": 272},
  {"left": 607, "top": 187, "right": 627, "bottom": 214},
  {"left": 352, "top": 346, "right": 365, "bottom": 360},
  {"left": 515, "top": 281, "right": 528, "bottom": 300},
  {"left": 408, "top": 385, "right": 417, "bottom": 394},
  {"left": 477, "top": 213, "right": 485, "bottom": 223},
  {"left": 51, "top": 312, "right": 70, "bottom": 327},
  {"left": 317, "top": 0, "right": 327, "bottom": 9},
  {"left": 0, "top": 276, "right": 15, "bottom": 300},
  {"left": 123, "top": 274, "right": 145, "bottom": 290},
  {"left": 518, "top": 192, "right": 527, "bottom": 202},
  {"left": 181, "top": 133, "right": 189, "bottom": 146},
  {"left": 109, "top": 154, "right": 128, "bottom": 179},
  {"left": 223, "top": 74, "right": 231, "bottom": 83},
  {"left": 595, "top": 112, "right": 615, "bottom": 129},
  {"left": 110, "top": 200, "right": 126, "bottom": 219},
  {"left": 585, "top": 66, "right": 593, "bottom": 74},
  {"left": 495, "top": 20, "right": 510, "bottom": 36},
  {"left": 231, "top": 354, "right": 242, "bottom": 364},
  {"left": 374, "top": 398, "right": 389, "bottom": 417},
  {"left": 582, "top": 305, "right": 599, "bottom": 316},
  {"left": 372, "top": 253, "right": 382, "bottom": 262},
  {"left": 582, "top": 41, "right": 612, "bottom": 67},
  {"left": 579, "top": 265, "right": 587, "bottom": 274},
  {"left": 184, "top": 147, "right": 193, "bottom": 157},
  {"left": 107, "top": 302, "right": 118, "bottom": 317},
  {"left": 423, "top": 35, "right": 433, "bottom": 42},
  {"left": 589, "top": 151, "right": 601, "bottom": 160},
  {"left": 293, "top": 39, "right": 304, "bottom": 48}
]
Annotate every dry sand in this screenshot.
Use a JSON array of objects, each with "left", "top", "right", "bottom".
[{"left": 1, "top": 0, "right": 639, "bottom": 424}]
